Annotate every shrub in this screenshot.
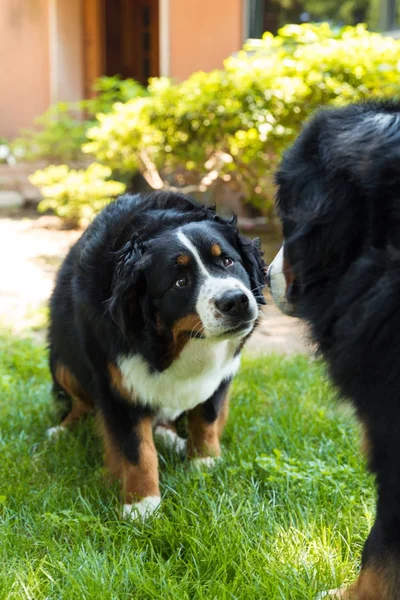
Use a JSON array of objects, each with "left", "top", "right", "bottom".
[
  {"left": 11, "top": 103, "right": 89, "bottom": 163},
  {"left": 30, "top": 163, "right": 125, "bottom": 228},
  {"left": 85, "top": 24, "right": 400, "bottom": 214},
  {"left": 12, "top": 76, "right": 146, "bottom": 164},
  {"left": 83, "top": 75, "right": 148, "bottom": 116},
  {"left": 0, "top": 137, "right": 12, "bottom": 164}
]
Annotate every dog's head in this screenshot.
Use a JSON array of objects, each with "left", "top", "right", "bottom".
[
  {"left": 268, "top": 102, "right": 400, "bottom": 320},
  {"left": 108, "top": 192, "right": 267, "bottom": 361}
]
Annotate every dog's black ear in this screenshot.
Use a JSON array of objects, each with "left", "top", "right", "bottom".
[
  {"left": 237, "top": 234, "right": 268, "bottom": 305},
  {"left": 108, "top": 240, "right": 147, "bottom": 335}
]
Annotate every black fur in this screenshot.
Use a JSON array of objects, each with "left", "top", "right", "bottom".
[
  {"left": 49, "top": 191, "right": 266, "bottom": 503},
  {"left": 276, "top": 101, "right": 400, "bottom": 593}
]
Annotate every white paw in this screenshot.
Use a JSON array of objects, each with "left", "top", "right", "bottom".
[
  {"left": 154, "top": 426, "right": 187, "bottom": 454},
  {"left": 191, "top": 456, "right": 220, "bottom": 468},
  {"left": 122, "top": 496, "right": 161, "bottom": 520},
  {"left": 46, "top": 425, "right": 67, "bottom": 439},
  {"left": 315, "top": 590, "right": 343, "bottom": 600}
]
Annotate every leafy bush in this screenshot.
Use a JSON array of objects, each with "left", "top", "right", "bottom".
[
  {"left": 85, "top": 24, "right": 400, "bottom": 214},
  {"left": 11, "top": 103, "right": 89, "bottom": 163},
  {"left": 0, "top": 137, "right": 12, "bottom": 164},
  {"left": 12, "top": 76, "right": 146, "bottom": 164},
  {"left": 30, "top": 163, "right": 125, "bottom": 228},
  {"left": 83, "top": 75, "right": 147, "bottom": 116}
]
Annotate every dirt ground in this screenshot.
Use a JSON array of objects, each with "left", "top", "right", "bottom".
[{"left": 1, "top": 210, "right": 311, "bottom": 355}]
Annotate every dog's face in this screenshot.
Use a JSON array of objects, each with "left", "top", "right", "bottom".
[
  {"left": 268, "top": 244, "right": 296, "bottom": 316},
  {"left": 268, "top": 103, "right": 400, "bottom": 318},
  {"left": 109, "top": 204, "right": 267, "bottom": 358},
  {"left": 143, "top": 221, "right": 263, "bottom": 340}
]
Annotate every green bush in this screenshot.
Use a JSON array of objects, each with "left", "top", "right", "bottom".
[
  {"left": 11, "top": 103, "right": 89, "bottom": 163},
  {"left": 12, "top": 76, "right": 146, "bottom": 164},
  {"left": 83, "top": 74, "right": 148, "bottom": 116},
  {"left": 30, "top": 163, "right": 126, "bottom": 228},
  {"left": 85, "top": 24, "right": 400, "bottom": 214}
]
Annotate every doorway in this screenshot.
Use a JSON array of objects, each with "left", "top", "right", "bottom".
[{"left": 83, "top": 0, "right": 160, "bottom": 96}]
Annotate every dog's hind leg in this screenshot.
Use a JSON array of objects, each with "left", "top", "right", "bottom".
[
  {"left": 153, "top": 419, "right": 187, "bottom": 454},
  {"left": 47, "top": 362, "right": 94, "bottom": 439},
  {"left": 318, "top": 419, "right": 400, "bottom": 600}
]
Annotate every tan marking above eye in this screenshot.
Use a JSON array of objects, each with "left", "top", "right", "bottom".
[
  {"left": 177, "top": 254, "right": 190, "bottom": 266},
  {"left": 211, "top": 244, "right": 222, "bottom": 257}
]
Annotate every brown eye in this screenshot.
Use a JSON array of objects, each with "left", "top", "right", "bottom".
[
  {"left": 175, "top": 276, "right": 189, "bottom": 288},
  {"left": 222, "top": 257, "right": 233, "bottom": 267}
]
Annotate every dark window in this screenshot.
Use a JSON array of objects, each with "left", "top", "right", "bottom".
[{"left": 247, "top": 0, "right": 400, "bottom": 38}]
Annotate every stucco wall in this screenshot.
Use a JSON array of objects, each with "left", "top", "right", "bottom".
[
  {"left": 0, "top": 0, "right": 244, "bottom": 137},
  {"left": 0, "top": 0, "right": 50, "bottom": 138},
  {"left": 51, "top": 0, "right": 84, "bottom": 105},
  {"left": 169, "top": 0, "right": 243, "bottom": 80}
]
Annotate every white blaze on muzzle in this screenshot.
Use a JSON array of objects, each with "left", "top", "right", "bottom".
[{"left": 177, "top": 231, "right": 258, "bottom": 338}]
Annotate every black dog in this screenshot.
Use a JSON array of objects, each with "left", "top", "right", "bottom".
[
  {"left": 269, "top": 101, "right": 400, "bottom": 599},
  {"left": 48, "top": 191, "right": 266, "bottom": 519}
]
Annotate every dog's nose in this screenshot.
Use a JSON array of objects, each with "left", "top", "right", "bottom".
[{"left": 215, "top": 290, "right": 250, "bottom": 317}]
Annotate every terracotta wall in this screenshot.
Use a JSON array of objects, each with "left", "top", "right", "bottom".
[
  {"left": 0, "top": 0, "right": 50, "bottom": 138},
  {"left": 51, "top": 0, "right": 84, "bottom": 105},
  {"left": 0, "top": 0, "right": 244, "bottom": 138},
  {"left": 169, "top": 0, "right": 243, "bottom": 80}
]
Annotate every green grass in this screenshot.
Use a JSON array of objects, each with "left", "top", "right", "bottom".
[{"left": 0, "top": 332, "right": 374, "bottom": 600}]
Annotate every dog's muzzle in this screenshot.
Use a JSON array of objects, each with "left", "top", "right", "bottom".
[{"left": 268, "top": 245, "right": 295, "bottom": 316}]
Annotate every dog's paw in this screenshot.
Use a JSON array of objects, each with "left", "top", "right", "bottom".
[
  {"left": 316, "top": 589, "right": 351, "bottom": 600},
  {"left": 191, "top": 456, "right": 220, "bottom": 468},
  {"left": 154, "top": 426, "right": 186, "bottom": 454},
  {"left": 46, "top": 425, "right": 67, "bottom": 440},
  {"left": 122, "top": 496, "right": 161, "bottom": 520}
]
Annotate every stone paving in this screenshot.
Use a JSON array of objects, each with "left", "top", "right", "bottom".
[{"left": 1, "top": 211, "right": 311, "bottom": 354}]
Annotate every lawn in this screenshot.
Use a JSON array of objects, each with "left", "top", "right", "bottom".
[{"left": 0, "top": 332, "right": 374, "bottom": 600}]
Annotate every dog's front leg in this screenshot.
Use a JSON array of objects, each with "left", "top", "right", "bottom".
[
  {"left": 98, "top": 400, "right": 160, "bottom": 520},
  {"left": 187, "top": 378, "right": 231, "bottom": 466}
]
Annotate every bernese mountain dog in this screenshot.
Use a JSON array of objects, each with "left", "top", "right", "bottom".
[
  {"left": 269, "top": 101, "right": 400, "bottom": 599},
  {"left": 47, "top": 191, "right": 266, "bottom": 519}
]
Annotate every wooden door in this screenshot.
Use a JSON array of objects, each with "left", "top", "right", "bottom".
[
  {"left": 83, "top": 0, "right": 105, "bottom": 98},
  {"left": 83, "top": 0, "right": 159, "bottom": 96},
  {"left": 104, "top": 0, "right": 159, "bottom": 84}
]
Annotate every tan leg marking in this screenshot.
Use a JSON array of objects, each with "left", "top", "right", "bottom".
[
  {"left": 322, "top": 565, "right": 395, "bottom": 600},
  {"left": 59, "top": 400, "right": 93, "bottom": 428},
  {"left": 98, "top": 414, "right": 159, "bottom": 504},
  {"left": 187, "top": 395, "right": 230, "bottom": 459},
  {"left": 217, "top": 393, "right": 230, "bottom": 437},
  {"left": 55, "top": 362, "right": 94, "bottom": 428}
]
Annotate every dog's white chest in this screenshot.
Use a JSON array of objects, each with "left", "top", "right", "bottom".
[{"left": 117, "top": 339, "right": 240, "bottom": 414}]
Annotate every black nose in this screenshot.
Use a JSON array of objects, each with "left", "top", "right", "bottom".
[{"left": 215, "top": 290, "right": 250, "bottom": 317}]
